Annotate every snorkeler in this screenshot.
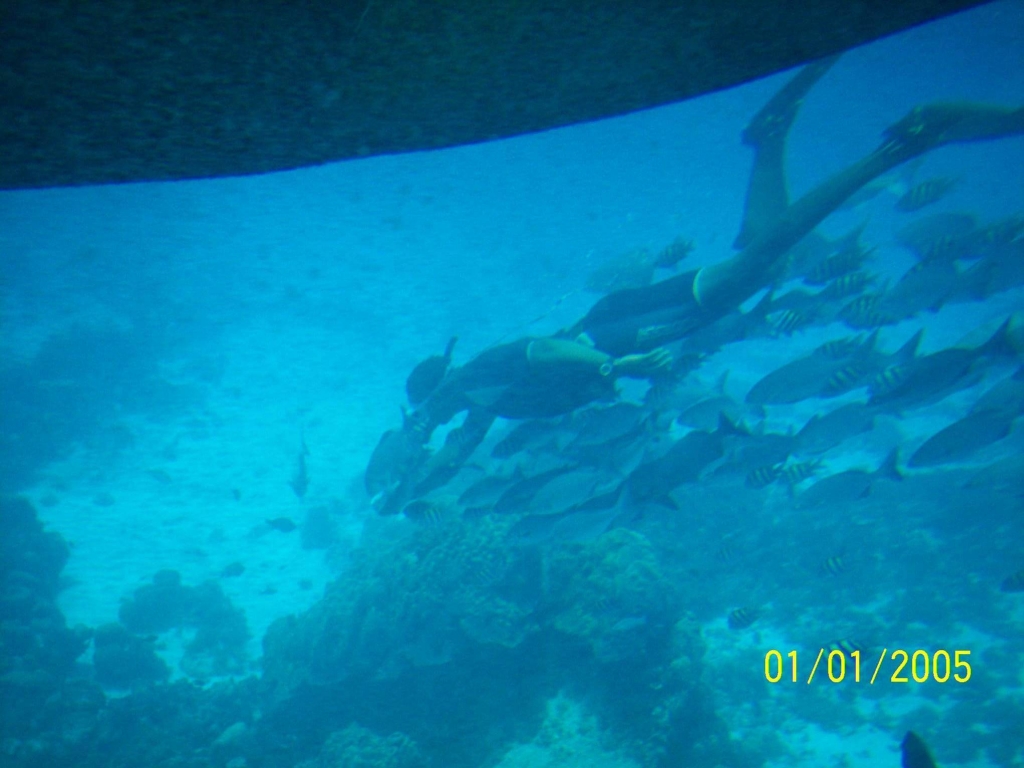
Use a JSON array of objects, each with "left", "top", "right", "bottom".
[
  {"left": 365, "top": 336, "right": 671, "bottom": 506},
  {"left": 569, "top": 79, "right": 1024, "bottom": 356},
  {"left": 367, "top": 58, "right": 1024, "bottom": 508}
]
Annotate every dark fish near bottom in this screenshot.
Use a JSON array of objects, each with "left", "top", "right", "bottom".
[
  {"left": 1000, "top": 569, "right": 1024, "bottom": 593},
  {"left": 728, "top": 607, "right": 759, "bottom": 630},
  {"left": 402, "top": 498, "right": 450, "bottom": 525},
  {"left": 909, "top": 408, "right": 1014, "bottom": 467},
  {"left": 794, "top": 449, "right": 902, "bottom": 509},
  {"left": 626, "top": 418, "right": 735, "bottom": 504},
  {"left": 901, "top": 731, "right": 937, "bottom": 768},
  {"left": 266, "top": 517, "right": 298, "bottom": 533},
  {"left": 795, "top": 402, "right": 875, "bottom": 456},
  {"left": 508, "top": 488, "right": 626, "bottom": 547}
]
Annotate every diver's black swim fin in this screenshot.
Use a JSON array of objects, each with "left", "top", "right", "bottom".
[
  {"left": 901, "top": 731, "right": 938, "bottom": 768},
  {"left": 742, "top": 53, "right": 842, "bottom": 147}
]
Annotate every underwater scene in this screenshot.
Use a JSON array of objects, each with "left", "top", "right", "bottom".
[{"left": 2, "top": 3, "right": 1024, "bottom": 767}]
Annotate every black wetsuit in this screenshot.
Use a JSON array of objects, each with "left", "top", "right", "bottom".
[
  {"left": 421, "top": 337, "right": 617, "bottom": 430},
  {"left": 568, "top": 270, "right": 711, "bottom": 356}
]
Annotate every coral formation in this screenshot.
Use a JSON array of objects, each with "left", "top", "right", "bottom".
[
  {"left": 92, "top": 623, "right": 170, "bottom": 689},
  {"left": 120, "top": 570, "right": 250, "bottom": 677},
  {"left": 297, "top": 723, "right": 423, "bottom": 768}
]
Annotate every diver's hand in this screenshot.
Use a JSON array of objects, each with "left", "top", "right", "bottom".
[{"left": 612, "top": 347, "right": 673, "bottom": 378}]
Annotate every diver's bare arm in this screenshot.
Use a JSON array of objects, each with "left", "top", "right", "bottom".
[{"left": 526, "top": 338, "right": 671, "bottom": 379}]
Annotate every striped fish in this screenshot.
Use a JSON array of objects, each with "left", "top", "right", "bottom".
[
  {"left": 402, "top": 498, "right": 450, "bottom": 525},
  {"left": 819, "top": 555, "right": 847, "bottom": 576},
  {"left": 780, "top": 459, "right": 820, "bottom": 486},
  {"left": 839, "top": 295, "right": 897, "bottom": 329},
  {"left": 825, "top": 638, "right": 865, "bottom": 655},
  {"left": 728, "top": 607, "right": 760, "bottom": 630},
  {"left": 821, "top": 271, "right": 877, "bottom": 301},
  {"left": 895, "top": 176, "right": 958, "bottom": 212},
  {"left": 767, "top": 309, "right": 811, "bottom": 336},
  {"left": 822, "top": 363, "right": 870, "bottom": 396},
  {"left": 870, "top": 364, "right": 910, "bottom": 398},
  {"left": 805, "top": 246, "right": 870, "bottom": 285},
  {"left": 974, "top": 213, "right": 1024, "bottom": 252},
  {"left": 920, "top": 234, "right": 971, "bottom": 262},
  {"left": 746, "top": 463, "right": 783, "bottom": 489},
  {"left": 814, "top": 335, "right": 864, "bottom": 360},
  {"left": 715, "top": 539, "right": 740, "bottom": 563}
]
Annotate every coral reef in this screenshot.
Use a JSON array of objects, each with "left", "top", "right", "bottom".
[
  {"left": 92, "top": 624, "right": 170, "bottom": 689},
  {"left": 262, "top": 517, "right": 746, "bottom": 767},
  {"left": 296, "top": 723, "right": 423, "bottom": 768},
  {"left": 0, "top": 496, "right": 749, "bottom": 767},
  {"left": 120, "top": 570, "right": 250, "bottom": 678},
  {"left": 0, "top": 496, "right": 97, "bottom": 758}
]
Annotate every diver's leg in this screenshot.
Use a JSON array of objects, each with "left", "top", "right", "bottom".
[
  {"left": 734, "top": 55, "right": 841, "bottom": 249},
  {"left": 697, "top": 102, "right": 1024, "bottom": 313}
]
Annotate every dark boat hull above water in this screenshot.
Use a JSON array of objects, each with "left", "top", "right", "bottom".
[{"left": 0, "top": 0, "right": 984, "bottom": 189}]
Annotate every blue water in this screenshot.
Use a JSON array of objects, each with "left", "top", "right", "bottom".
[{"left": 1, "top": 3, "right": 1023, "bottom": 767}]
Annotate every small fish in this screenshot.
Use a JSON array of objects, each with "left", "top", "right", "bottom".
[
  {"left": 964, "top": 454, "right": 1024, "bottom": 496},
  {"left": 868, "top": 346, "right": 983, "bottom": 412},
  {"left": 266, "top": 517, "right": 298, "bottom": 533},
  {"left": 677, "top": 393, "right": 762, "bottom": 433},
  {"left": 406, "top": 336, "right": 457, "bottom": 406},
  {"left": 794, "top": 449, "right": 902, "bottom": 509},
  {"left": 364, "top": 425, "right": 427, "bottom": 500},
  {"left": 895, "top": 176, "right": 958, "bottom": 212},
  {"left": 780, "top": 459, "right": 820, "bottom": 486},
  {"left": 458, "top": 473, "right": 516, "bottom": 507},
  {"left": 147, "top": 468, "right": 173, "bottom": 484},
  {"left": 839, "top": 295, "right": 897, "bottom": 329},
  {"left": 466, "top": 555, "right": 508, "bottom": 588},
  {"left": 220, "top": 562, "right": 245, "bottom": 578},
  {"left": 492, "top": 419, "right": 557, "bottom": 459},
  {"left": 508, "top": 497, "right": 625, "bottom": 548},
  {"left": 814, "top": 335, "right": 866, "bottom": 360},
  {"left": 626, "top": 416, "right": 738, "bottom": 503},
  {"left": 289, "top": 437, "right": 309, "bottom": 499},
  {"left": 585, "top": 247, "right": 658, "bottom": 293},
  {"left": 728, "top": 607, "right": 760, "bottom": 630},
  {"left": 824, "top": 638, "right": 864, "bottom": 655},
  {"left": 804, "top": 246, "right": 869, "bottom": 286},
  {"left": 821, "top": 363, "right": 870, "bottom": 396},
  {"left": 880, "top": 258, "right": 960, "bottom": 320},
  {"left": 766, "top": 308, "right": 810, "bottom": 336},
  {"left": 908, "top": 408, "right": 1014, "bottom": 467},
  {"left": 820, "top": 271, "right": 876, "bottom": 301},
  {"left": 1000, "top": 569, "right": 1024, "bottom": 593},
  {"left": 973, "top": 213, "right": 1024, "bottom": 252},
  {"left": 895, "top": 212, "right": 978, "bottom": 260},
  {"left": 714, "top": 540, "right": 739, "bottom": 563},
  {"left": 747, "top": 351, "right": 855, "bottom": 406},
  {"left": 494, "top": 464, "right": 576, "bottom": 514},
  {"left": 870, "top": 364, "right": 909, "bottom": 398},
  {"left": 610, "top": 615, "right": 648, "bottom": 633},
  {"left": 819, "top": 555, "right": 846, "bottom": 576},
  {"left": 653, "top": 237, "right": 694, "bottom": 269},
  {"left": 745, "top": 464, "right": 783, "bottom": 489},
  {"left": 901, "top": 731, "right": 938, "bottom": 768},
  {"left": 402, "top": 498, "right": 450, "bottom": 525}
]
